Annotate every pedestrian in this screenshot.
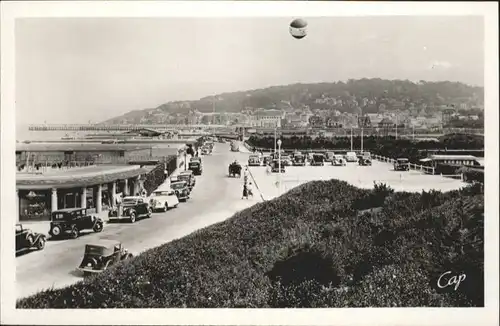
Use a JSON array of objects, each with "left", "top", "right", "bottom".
[{"left": 241, "top": 183, "right": 248, "bottom": 199}]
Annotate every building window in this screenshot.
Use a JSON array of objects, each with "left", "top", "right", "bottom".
[{"left": 119, "top": 151, "right": 125, "bottom": 157}]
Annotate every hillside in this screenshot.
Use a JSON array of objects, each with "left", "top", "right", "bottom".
[
  {"left": 17, "top": 180, "right": 484, "bottom": 308},
  {"left": 102, "top": 79, "right": 484, "bottom": 124}
]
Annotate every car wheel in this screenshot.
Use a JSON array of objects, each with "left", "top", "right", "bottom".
[
  {"left": 93, "top": 222, "right": 103, "bottom": 233},
  {"left": 70, "top": 228, "right": 79, "bottom": 239},
  {"left": 129, "top": 212, "right": 136, "bottom": 223},
  {"left": 51, "top": 225, "right": 61, "bottom": 237},
  {"left": 147, "top": 207, "right": 153, "bottom": 217},
  {"left": 37, "top": 238, "right": 45, "bottom": 250}
]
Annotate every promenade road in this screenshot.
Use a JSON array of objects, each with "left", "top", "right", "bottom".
[
  {"left": 248, "top": 159, "right": 468, "bottom": 201},
  {"left": 16, "top": 143, "right": 261, "bottom": 299}
]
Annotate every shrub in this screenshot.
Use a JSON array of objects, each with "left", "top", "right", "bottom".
[{"left": 17, "top": 180, "right": 483, "bottom": 308}]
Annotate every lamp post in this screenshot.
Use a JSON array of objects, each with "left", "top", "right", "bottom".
[
  {"left": 274, "top": 127, "right": 277, "bottom": 157},
  {"left": 277, "top": 139, "right": 282, "bottom": 194}
]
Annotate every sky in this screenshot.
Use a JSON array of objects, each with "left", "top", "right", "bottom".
[{"left": 16, "top": 16, "right": 484, "bottom": 125}]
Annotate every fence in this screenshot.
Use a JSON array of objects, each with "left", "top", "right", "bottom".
[{"left": 371, "top": 154, "right": 435, "bottom": 175}]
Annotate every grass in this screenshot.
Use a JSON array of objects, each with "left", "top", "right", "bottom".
[{"left": 17, "top": 180, "right": 484, "bottom": 308}]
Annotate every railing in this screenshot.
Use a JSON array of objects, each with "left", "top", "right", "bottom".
[
  {"left": 16, "top": 155, "right": 178, "bottom": 174},
  {"left": 371, "top": 154, "right": 436, "bottom": 174}
]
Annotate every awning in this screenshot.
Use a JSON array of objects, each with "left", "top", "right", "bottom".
[{"left": 419, "top": 158, "right": 432, "bottom": 162}]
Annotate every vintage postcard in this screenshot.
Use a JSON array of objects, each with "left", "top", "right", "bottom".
[{"left": 1, "top": 1, "right": 498, "bottom": 325}]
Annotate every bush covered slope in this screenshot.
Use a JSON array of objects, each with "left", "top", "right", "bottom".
[{"left": 17, "top": 181, "right": 484, "bottom": 308}]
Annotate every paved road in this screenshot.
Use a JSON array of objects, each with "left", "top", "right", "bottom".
[
  {"left": 16, "top": 143, "right": 260, "bottom": 299},
  {"left": 249, "top": 159, "right": 468, "bottom": 201}
]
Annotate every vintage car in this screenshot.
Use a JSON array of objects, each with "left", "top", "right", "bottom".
[
  {"left": 345, "top": 151, "right": 358, "bottom": 162},
  {"left": 16, "top": 224, "right": 46, "bottom": 253},
  {"left": 188, "top": 159, "right": 203, "bottom": 176},
  {"left": 271, "top": 159, "right": 286, "bottom": 173},
  {"left": 148, "top": 188, "right": 179, "bottom": 212},
  {"left": 49, "top": 208, "right": 104, "bottom": 239},
  {"left": 325, "top": 151, "right": 336, "bottom": 162},
  {"left": 281, "top": 155, "right": 293, "bottom": 166},
  {"left": 170, "top": 179, "right": 191, "bottom": 201},
  {"left": 228, "top": 161, "right": 242, "bottom": 177},
  {"left": 248, "top": 154, "right": 262, "bottom": 167},
  {"left": 77, "top": 240, "right": 133, "bottom": 276},
  {"left": 394, "top": 158, "right": 410, "bottom": 171},
  {"left": 108, "top": 196, "right": 152, "bottom": 223},
  {"left": 201, "top": 146, "right": 212, "bottom": 155},
  {"left": 178, "top": 170, "right": 196, "bottom": 189},
  {"left": 293, "top": 153, "right": 306, "bottom": 166},
  {"left": 263, "top": 155, "right": 273, "bottom": 166},
  {"left": 310, "top": 154, "right": 326, "bottom": 166},
  {"left": 358, "top": 156, "right": 372, "bottom": 166},
  {"left": 332, "top": 154, "right": 347, "bottom": 166}
]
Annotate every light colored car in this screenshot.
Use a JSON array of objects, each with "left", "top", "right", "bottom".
[
  {"left": 148, "top": 189, "right": 179, "bottom": 212},
  {"left": 345, "top": 151, "right": 358, "bottom": 162},
  {"left": 332, "top": 154, "right": 346, "bottom": 166},
  {"left": 248, "top": 155, "right": 261, "bottom": 166}
]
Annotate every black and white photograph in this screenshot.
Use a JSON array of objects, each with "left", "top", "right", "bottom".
[{"left": 1, "top": 1, "right": 498, "bottom": 325}]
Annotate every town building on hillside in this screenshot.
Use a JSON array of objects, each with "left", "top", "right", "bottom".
[
  {"left": 366, "top": 113, "right": 383, "bottom": 126},
  {"left": 249, "top": 109, "right": 284, "bottom": 128}
]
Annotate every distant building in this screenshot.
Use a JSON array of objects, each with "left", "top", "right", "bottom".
[{"left": 250, "top": 109, "right": 284, "bottom": 128}]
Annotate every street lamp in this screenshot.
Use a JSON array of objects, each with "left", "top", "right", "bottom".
[{"left": 277, "top": 139, "right": 282, "bottom": 194}]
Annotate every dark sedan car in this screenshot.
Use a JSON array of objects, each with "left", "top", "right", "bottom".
[
  {"left": 16, "top": 224, "right": 46, "bottom": 254},
  {"left": 77, "top": 240, "right": 133, "bottom": 276}
]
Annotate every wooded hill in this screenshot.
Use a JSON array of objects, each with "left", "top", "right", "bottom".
[{"left": 103, "top": 79, "right": 483, "bottom": 124}]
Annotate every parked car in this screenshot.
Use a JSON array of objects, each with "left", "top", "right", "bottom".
[
  {"left": 394, "top": 158, "right": 410, "bottom": 171},
  {"left": 345, "top": 151, "right": 358, "bottom": 162},
  {"left": 148, "top": 188, "right": 179, "bottom": 212},
  {"left": 170, "top": 180, "right": 191, "bottom": 201},
  {"left": 16, "top": 224, "right": 46, "bottom": 253},
  {"left": 188, "top": 160, "right": 203, "bottom": 176},
  {"left": 201, "top": 146, "right": 212, "bottom": 155},
  {"left": 310, "top": 153, "right": 326, "bottom": 166},
  {"left": 325, "top": 151, "right": 335, "bottom": 162},
  {"left": 358, "top": 156, "right": 372, "bottom": 166},
  {"left": 271, "top": 159, "right": 286, "bottom": 173},
  {"left": 49, "top": 208, "right": 104, "bottom": 239},
  {"left": 281, "top": 155, "right": 293, "bottom": 166},
  {"left": 178, "top": 170, "right": 196, "bottom": 189},
  {"left": 293, "top": 153, "right": 306, "bottom": 166},
  {"left": 263, "top": 155, "right": 273, "bottom": 166},
  {"left": 332, "top": 154, "right": 347, "bottom": 166},
  {"left": 77, "top": 240, "right": 133, "bottom": 277},
  {"left": 248, "top": 154, "right": 262, "bottom": 166},
  {"left": 108, "top": 196, "right": 152, "bottom": 223}
]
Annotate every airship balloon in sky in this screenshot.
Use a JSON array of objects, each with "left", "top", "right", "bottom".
[{"left": 289, "top": 18, "right": 308, "bottom": 39}]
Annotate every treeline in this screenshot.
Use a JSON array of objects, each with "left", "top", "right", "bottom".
[
  {"left": 247, "top": 134, "right": 484, "bottom": 163},
  {"left": 17, "top": 181, "right": 484, "bottom": 308}
]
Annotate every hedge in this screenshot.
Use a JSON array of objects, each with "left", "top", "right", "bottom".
[
  {"left": 17, "top": 180, "right": 484, "bottom": 308},
  {"left": 247, "top": 134, "right": 484, "bottom": 165}
]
